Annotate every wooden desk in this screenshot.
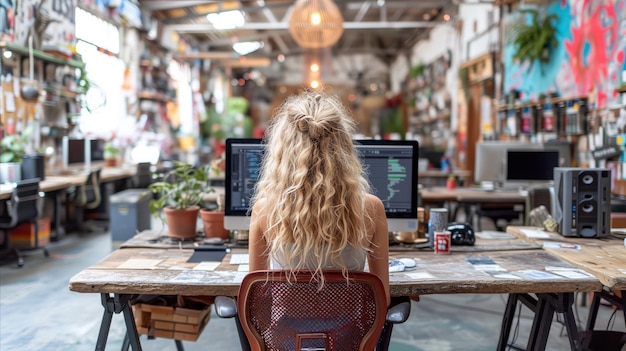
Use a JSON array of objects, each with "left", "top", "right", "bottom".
[
  {"left": 69, "top": 244, "right": 601, "bottom": 351},
  {"left": 0, "top": 178, "right": 74, "bottom": 200},
  {"left": 420, "top": 187, "right": 527, "bottom": 229},
  {"left": 507, "top": 226, "right": 626, "bottom": 342},
  {"left": 506, "top": 226, "right": 626, "bottom": 290}
]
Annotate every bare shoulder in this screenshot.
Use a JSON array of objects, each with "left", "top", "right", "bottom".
[{"left": 364, "top": 194, "right": 385, "bottom": 216}]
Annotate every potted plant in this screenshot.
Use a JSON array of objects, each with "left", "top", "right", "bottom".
[
  {"left": 199, "top": 157, "right": 230, "bottom": 240},
  {"left": 0, "top": 128, "right": 32, "bottom": 183},
  {"left": 507, "top": 9, "right": 559, "bottom": 73},
  {"left": 148, "top": 161, "right": 213, "bottom": 239},
  {"left": 104, "top": 142, "right": 121, "bottom": 167}
]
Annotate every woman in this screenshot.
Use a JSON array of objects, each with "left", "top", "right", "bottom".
[{"left": 248, "top": 90, "right": 390, "bottom": 306}]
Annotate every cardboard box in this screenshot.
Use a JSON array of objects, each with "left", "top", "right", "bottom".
[
  {"left": 9, "top": 217, "right": 50, "bottom": 249},
  {"left": 132, "top": 302, "right": 211, "bottom": 342}
]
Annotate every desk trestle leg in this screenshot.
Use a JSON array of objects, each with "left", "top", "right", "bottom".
[
  {"left": 498, "top": 293, "right": 581, "bottom": 351},
  {"left": 96, "top": 293, "right": 142, "bottom": 351}
]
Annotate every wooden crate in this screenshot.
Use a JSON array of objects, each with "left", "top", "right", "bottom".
[{"left": 132, "top": 302, "right": 211, "bottom": 341}]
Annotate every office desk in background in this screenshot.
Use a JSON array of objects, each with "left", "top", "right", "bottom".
[
  {"left": 69, "top": 240, "right": 601, "bottom": 351},
  {"left": 419, "top": 187, "right": 527, "bottom": 229},
  {"left": 1, "top": 165, "right": 137, "bottom": 239}
]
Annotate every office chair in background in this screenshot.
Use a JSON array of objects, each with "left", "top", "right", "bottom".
[
  {"left": 215, "top": 270, "right": 410, "bottom": 351},
  {"left": 525, "top": 187, "right": 552, "bottom": 226},
  {"left": 132, "top": 162, "right": 153, "bottom": 188},
  {"left": 0, "top": 178, "right": 47, "bottom": 267},
  {"left": 69, "top": 168, "right": 105, "bottom": 232}
]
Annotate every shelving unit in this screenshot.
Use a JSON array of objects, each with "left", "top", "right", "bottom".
[{"left": 403, "top": 53, "right": 452, "bottom": 147}]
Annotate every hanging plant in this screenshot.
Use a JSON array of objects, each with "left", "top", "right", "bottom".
[
  {"left": 409, "top": 63, "right": 425, "bottom": 78},
  {"left": 508, "top": 9, "right": 558, "bottom": 71}
]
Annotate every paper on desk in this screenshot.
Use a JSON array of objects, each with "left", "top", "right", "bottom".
[
  {"left": 515, "top": 270, "right": 562, "bottom": 280},
  {"left": 519, "top": 229, "right": 550, "bottom": 238},
  {"left": 545, "top": 267, "right": 594, "bottom": 279},
  {"left": 404, "top": 272, "right": 436, "bottom": 279},
  {"left": 542, "top": 242, "right": 581, "bottom": 250},
  {"left": 117, "top": 259, "right": 162, "bottom": 269},
  {"left": 472, "top": 264, "right": 507, "bottom": 272},
  {"left": 193, "top": 262, "right": 220, "bottom": 271},
  {"left": 491, "top": 273, "right": 522, "bottom": 280},
  {"left": 238, "top": 264, "right": 249, "bottom": 272}
]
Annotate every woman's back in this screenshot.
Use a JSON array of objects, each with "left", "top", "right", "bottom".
[{"left": 248, "top": 91, "right": 390, "bottom": 306}]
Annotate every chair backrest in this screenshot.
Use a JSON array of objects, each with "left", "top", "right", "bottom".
[
  {"left": 133, "top": 162, "right": 153, "bottom": 188},
  {"left": 3, "top": 178, "right": 44, "bottom": 227},
  {"left": 525, "top": 187, "right": 552, "bottom": 225},
  {"left": 74, "top": 169, "right": 102, "bottom": 209},
  {"left": 237, "top": 270, "right": 387, "bottom": 351}
]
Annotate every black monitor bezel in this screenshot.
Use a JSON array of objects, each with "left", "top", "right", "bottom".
[{"left": 225, "top": 138, "right": 419, "bottom": 220}]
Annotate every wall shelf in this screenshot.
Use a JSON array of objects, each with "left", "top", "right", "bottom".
[
  {"left": 0, "top": 42, "right": 85, "bottom": 70},
  {"left": 138, "top": 91, "right": 175, "bottom": 103}
]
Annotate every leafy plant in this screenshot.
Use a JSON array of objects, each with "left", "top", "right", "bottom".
[
  {"left": 103, "top": 142, "right": 120, "bottom": 159},
  {"left": 508, "top": 9, "right": 558, "bottom": 71},
  {"left": 409, "top": 63, "right": 425, "bottom": 78},
  {"left": 148, "top": 162, "right": 214, "bottom": 217},
  {"left": 0, "top": 127, "right": 33, "bottom": 163}
]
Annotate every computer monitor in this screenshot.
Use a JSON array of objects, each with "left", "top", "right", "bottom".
[
  {"left": 474, "top": 141, "right": 543, "bottom": 186},
  {"left": 62, "top": 137, "right": 87, "bottom": 168},
  {"left": 90, "top": 139, "right": 106, "bottom": 162},
  {"left": 505, "top": 149, "right": 559, "bottom": 187},
  {"left": 224, "top": 138, "right": 420, "bottom": 232}
]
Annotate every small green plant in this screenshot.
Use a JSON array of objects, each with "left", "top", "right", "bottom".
[
  {"left": 409, "top": 63, "right": 425, "bottom": 78},
  {"left": 148, "top": 162, "right": 214, "bottom": 217},
  {"left": 0, "top": 127, "right": 32, "bottom": 163},
  {"left": 508, "top": 9, "right": 558, "bottom": 71},
  {"left": 103, "top": 142, "right": 120, "bottom": 159}
]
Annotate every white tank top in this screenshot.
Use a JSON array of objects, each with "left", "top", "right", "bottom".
[{"left": 270, "top": 244, "right": 367, "bottom": 271}]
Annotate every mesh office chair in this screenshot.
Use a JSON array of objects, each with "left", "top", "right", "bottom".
[
  {"left": 70, "top": 169, "right": 103, "bottom": 232},
  {"left": 0, "top": 178, "right": 47, "bottom": 267},
  {"left": 525, "top": 187, "right": 553, "bottom": 226},
  {"left": 215, "top": 270, "right": 410, "bottom": 351},
  {"left": 132, "top": 162, "right": 153, "bottom": 188}
]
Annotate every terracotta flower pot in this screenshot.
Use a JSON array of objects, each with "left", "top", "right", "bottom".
[
  {"left": 164, "top": 206, "right": 200, "bottom": 239},
  {"left": 200, "top": 209, "right": 230, "bottom": 240}
]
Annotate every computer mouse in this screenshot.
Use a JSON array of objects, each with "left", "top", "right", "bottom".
[
  {"left": 388, "top": 260, "right": 405, "bottom": 272},
  {"left": 397, "top": 258, "right": 417, "bottom": 268}
]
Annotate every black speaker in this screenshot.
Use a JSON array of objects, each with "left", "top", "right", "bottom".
[{"left": 552, "top": 167, "right": 611, "bottom": 237}]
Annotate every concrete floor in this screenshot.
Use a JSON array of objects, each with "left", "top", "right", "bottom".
[{"left": 1, "top": 217, "right": 624, "bottom": 351}]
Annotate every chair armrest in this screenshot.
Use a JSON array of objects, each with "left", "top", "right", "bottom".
[
  {"left": 214, "top": 296, "right": 237, "bottom": 318},
  {"left": 385, "top": 297, "right": 411, "bottom": 324}
]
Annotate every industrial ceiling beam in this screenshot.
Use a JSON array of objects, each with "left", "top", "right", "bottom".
[{"left": 167, "top": 21, "right": 439, "bottom": 32}]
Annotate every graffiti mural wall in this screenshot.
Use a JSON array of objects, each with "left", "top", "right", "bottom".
[{"left": 504, "top": 0, "right": 626, "bottom": 108}]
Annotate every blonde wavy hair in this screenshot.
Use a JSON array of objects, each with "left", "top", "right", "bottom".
[{"left": 251, "top": 90, "right": 372, "bottom": 279}]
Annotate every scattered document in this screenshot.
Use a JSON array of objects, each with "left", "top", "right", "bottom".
[
  {"left": 491, "top": 273, "right": 522, "bottom": 280},
  {"left": 117, "top": 259, "right": 162, "bottom": 269},
  {"left": 515, "top": 270, "right": 562, "bottom": 280},
  {"left": 545, "top": 267, "right": 594, "bottom": 279},
  {"left": 520, "top": 229, "right": 551, "bottom": 238},
  {"left": 472, "top": 264, "right": 507, "bottom": 272},
  {"left": 542, "top": 242, "right": 581, "bottom": 250},
  {"left": 404, "top": 272, "right": 436, "bottom": 280},
  {"left": 230, "top": 254, "right": 250, "bottom": 265},
  {"left": 238, "top": 264, "right": 250, "bottom": 272},
  {"left": 193, "top": 262, "right": 220, "bottom": 271}
]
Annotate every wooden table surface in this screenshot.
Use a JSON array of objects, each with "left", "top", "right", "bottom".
[
  {"left": 0, "top": 166, "right": 136, "bottom": 200},
  {"left": 69, "top": 246, "right": 602, "bottom": 298},
  {"left": 507, "top": 226, "right": 626, "bottom": 290},
  {"left": 420, "top": 187, "right": 526, "bottom": 205}
]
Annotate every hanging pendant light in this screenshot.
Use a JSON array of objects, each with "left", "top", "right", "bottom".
[{"left": 288, "top": 0, "right": 344, "bottom": 49}]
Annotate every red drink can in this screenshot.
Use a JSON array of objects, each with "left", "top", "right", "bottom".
[{"left": 434, "top": 231, "right": 451, "bottom": 254}]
